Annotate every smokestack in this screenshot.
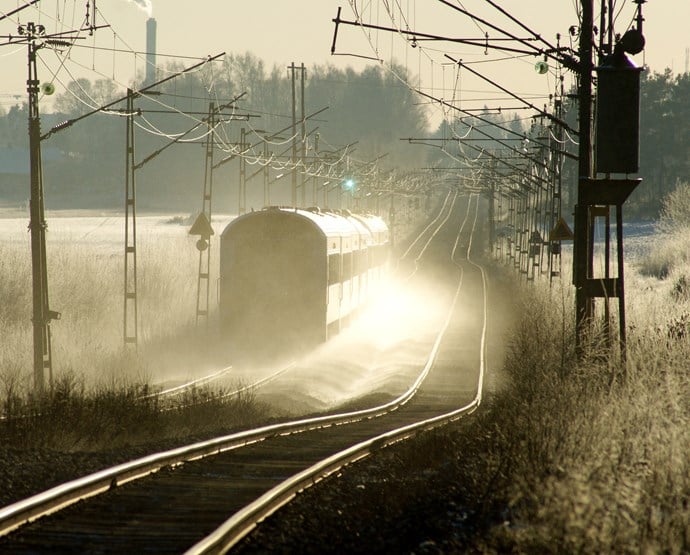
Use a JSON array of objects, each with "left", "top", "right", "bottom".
[{"left": 145, "top": 17, "right": 157, "bottom": 85}]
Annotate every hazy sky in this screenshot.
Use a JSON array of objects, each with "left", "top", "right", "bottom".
[{"left": 1, "top": 1, "right": 688, "bottom": 118}]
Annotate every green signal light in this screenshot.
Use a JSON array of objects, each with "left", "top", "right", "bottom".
[{"left": 343, "top": 179, "right": 355, "bottom": 190}]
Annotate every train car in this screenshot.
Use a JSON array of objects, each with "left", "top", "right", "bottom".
[{"left": 219, "top": 207, "right": 389, "bottom": 360}]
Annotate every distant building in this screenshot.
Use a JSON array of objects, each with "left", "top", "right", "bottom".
[{"left": 145, "top": 18, "right": 157, "bottom": 85}]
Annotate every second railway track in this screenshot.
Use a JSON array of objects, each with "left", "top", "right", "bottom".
[{"left": 0, "top": 191, "right": 490, "bottom": 554}]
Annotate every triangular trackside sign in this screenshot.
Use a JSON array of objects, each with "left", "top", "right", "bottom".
[
  {"left": 549, "top": 217, "right": 574, "bottom": 241},
  {"left": 188, "top": 212, "right": 215, "bottom": 238}
]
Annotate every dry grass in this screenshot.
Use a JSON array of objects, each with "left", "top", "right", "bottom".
[
  {"left": 0, "top": 372, "right": 263, "bottom": 452},
  {"left": 0, "top": 220, "right": 225, "bottom": 392},
  {"left": 0, "top": 216, "right": 269, "bottom": 449},
  {"left": 471, "top": 252, "right": 690, "bottom": 553}
]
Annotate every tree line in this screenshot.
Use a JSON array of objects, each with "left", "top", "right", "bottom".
[
  {"left": 0, "top": 54, "right": 685, "bottom": 218},
  {"left": 636, "top": 69, "right": 690, "bottom": 216},
  {"left": 0, "top": 53, "right": 429, "bottom": 212}
]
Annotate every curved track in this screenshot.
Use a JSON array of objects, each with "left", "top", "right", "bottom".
[
  {"left": 0, "top": 192, "right": 488, "bottom": 553},
  {"left": 190, "top": 193, "right": 488, "bottom": 553}
]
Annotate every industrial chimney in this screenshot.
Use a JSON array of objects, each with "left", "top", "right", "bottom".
[{"left": 145, "top": 17, "right": 157, "bottom": 85}]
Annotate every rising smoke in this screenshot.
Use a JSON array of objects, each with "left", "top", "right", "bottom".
[{"left": 126, "top": 0, "right": 153, "bottom": 17}]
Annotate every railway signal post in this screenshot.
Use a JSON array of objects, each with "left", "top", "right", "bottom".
[
  {"left": 574, "top": 0, "right": 644, "bottom": 363},
  {"left": 24, "top": 22, "right": 58, "bottom": 392}
]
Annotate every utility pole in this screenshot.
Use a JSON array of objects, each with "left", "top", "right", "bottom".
[
  {"left": 194, "top": 102, "right": 215, "bottom": 328},
  {"left": 289, "top": 62, "right": 297, "bottom": 207},
  {"left": 574, "top": 0, "right": 595, "bottom": 352},
  {"left": 548, "top": 96, "right": 565, "bottom": 282},
  {"left": 488, "top": 161, "right": 496, "bottom": 252},
  {"left": 313, "top": 132, "right": 320, "bottom": 205},
  {"left": 263, "top": 141, "right": 270, "bottom": 207},
  {"left": 124, "top": 89, "right": 139, "bottom": 347},
  {"left": 574, "top": 0, "right": 644, "bottom": 361},
  {"left": 300, "top": 63, "right": 307, "bottom": 207},
  {"left": 238, "top": 127, "right": 247, "bottom": 214},
  {"left": 23, "top": 22, "right": 58, "bottom": 392},
  {"left": 288, "top": 62, "right": 307, "bottom": 208}
]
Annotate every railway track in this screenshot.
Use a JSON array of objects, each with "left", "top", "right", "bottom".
[
  {"left": 0, "top": 191, "right": 488, "bottom": 553},
  {"left": 143, "top": 361, "right": 298, "bottom": 412}
]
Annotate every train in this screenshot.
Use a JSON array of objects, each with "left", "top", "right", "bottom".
[{"left": 219, "top": 206, "right": 390, "bottom": 360}]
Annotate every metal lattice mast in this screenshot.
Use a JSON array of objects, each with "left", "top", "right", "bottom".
[
  {"left": 25, "top": 23, "right": 57, "bottom": 391},
  {"left": 290, "top": 62, "right": 297, "bottom": 207},
  {"left": 196, "top": 102, "right": 216, "bottom": 327},
  {"left": 238, "top": 127, "right": 246, "bottom": 215},
  {"left": 549, "top": 98, "right": 565, "bottom": 282},
  {"left": 300, "top": 63, "right": 307, "bottom": 207},
  {"left": 124, "top": 90, "right": 138, "bottom": 346},
  {"left": 263, "top": 141, "right": 270, "bottom": 207}
]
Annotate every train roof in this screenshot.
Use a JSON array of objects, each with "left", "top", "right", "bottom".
[
  {"left": 222, "top": 207, "right": 388, "bottom": 241},
  {"left": 351, "top": 213, "right": 388, "bottom": 235}
]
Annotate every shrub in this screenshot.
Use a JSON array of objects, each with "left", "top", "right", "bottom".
[
  {"left": 476, "top": 276, "right": 690, "bottom": 554},
  {"left": 659, "top": 180, "right": 690, "bottom": 233},
  {"left": 638, "top": 181, "right": 690, "bottom": 278}
]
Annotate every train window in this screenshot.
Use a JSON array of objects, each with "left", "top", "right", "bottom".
[
  {"left": 355, "top": 249, "right": 366, "bottom": 274},
  {"left": 328, "top": 253, "right": 341, "bottom": 285},
  {"left": 342, "top": 252, "right": 352, "bottom": 278},
  {"left": 369, "top": 245, "right": 378, "bottom": 267}
]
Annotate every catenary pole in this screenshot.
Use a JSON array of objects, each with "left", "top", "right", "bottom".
[
  {"left": 26, "top": 24, "right": 55, "bottom": 392},
  {"left": 574, "top": 0, "right": 595, "bottom": 352}
]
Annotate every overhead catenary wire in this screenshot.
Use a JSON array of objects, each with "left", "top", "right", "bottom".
[
  {"left": 40, "top": 51, "right": 226, "bottom": 141},
  {"left": 42, "top": 51, "right": 245, "bottom": 151},
  {"left": 341, "top": 0, "right": 575, "bottom": 151}
]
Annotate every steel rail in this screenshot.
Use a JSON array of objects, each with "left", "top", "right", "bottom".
[
  {"left": 156, "top": 361, "right": 299, "bottom": 414},
  {"left": 216, "top": 361, "right": 297, "bottom": 401},
  {"left": 141, "top": 367, "right": 233, "bottom": 400},
  {"left": 187, "top": 195, "right": 488, "bottom": 554},
  {"left": 0, "top": 196, "right": 463, "bottom": 538},
  {"left": 399, "top": 188, "right": 455, "bottom": 260},
  {"left": 0, "top": 370, "right": 417, "bottom": 536},
  {"left": 1, "top": 361, "right": 295, "bottom": 423},
  {"left": 412, "top": 189, "right": 459, "bottom": 266},
  {"left": 150, "top": 361, "right": 297, "bottom": 409}
]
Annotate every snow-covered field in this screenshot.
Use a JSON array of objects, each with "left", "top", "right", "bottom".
[{"left": 0, "top": 211, "right": 238, "bottom": 390}]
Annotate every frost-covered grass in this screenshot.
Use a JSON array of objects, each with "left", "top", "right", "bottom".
[
  {"left": 458, "top": 208, "right": 690, "bottom": 551},
  {"left": 0, "top": 371, "right": 263, "bottom": 452},
  {"left": 0, "top": 214, "right": 236, "bottom": 400},
  {"left": 473, "top": 272, "right": 689, "bottom": 553},
  {"left": 234, "top": 242, "right": 689, "bottom": 553},
  {"left": 0, "top": 213, "right": 278, "bottom": 451}
]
